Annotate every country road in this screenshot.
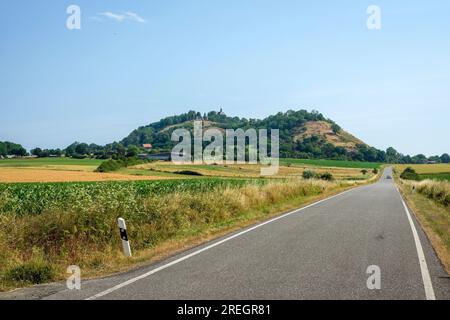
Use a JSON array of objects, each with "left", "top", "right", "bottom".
[{"left": 6, "top": 168, "right": 450, "bottom": 300}]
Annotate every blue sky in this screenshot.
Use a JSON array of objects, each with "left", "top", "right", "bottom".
[{"left": 1, "top": 0, "right": 449, "bottom": 156}]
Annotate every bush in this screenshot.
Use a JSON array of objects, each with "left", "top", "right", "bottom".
[
  {"left": 400, "top": 167, "right": 420, "bottom": 181},
  {"left": 4, "top": 261, "right": 55, "bottom": 284},
  {"left": 372, "top": 168, "right": 378, "bottom": 174},
  {"left": 95, "top": 159, "right": 124, "bottom": 172},
  {"left": 319, "top": 173, "right": 334, "bottom": 181},
  {"left": 95, "top": 157, "right": 147, "bottom": 173},
  {"left": 71, "top": 154, "right": 87, "bottom": 159},
  {"left": 175, "top": 171, "right": 203, "bottom": 176},
  {"left": 302, "top": 170, "right": 316, "bottom": 179},
  {"left": 361, "top": 169, "right": 368, "bottom": 175}
]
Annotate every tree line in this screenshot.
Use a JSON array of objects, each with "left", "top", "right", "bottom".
[
  {"left": 3, "top": 110, "right": 450, "bottom": 164},
  {"left": 0, "top": 141, "right": 27, "bottom": 157}
]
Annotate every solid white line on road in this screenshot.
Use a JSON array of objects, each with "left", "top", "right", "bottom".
[
  {"left": 86, "top": 186, "right": 362, "bottom": 300},
  {"left": 397, "top": 187, "right": 436, "bottom": 300}
]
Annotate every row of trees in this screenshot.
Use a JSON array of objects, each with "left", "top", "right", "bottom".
[
  {"left": 30, "top": 148, "right": 63, "bottom": 158},
  {"left": 4, "top": 110, "right": 450, "bottom": 164},
  {"left": 29, "top": 139, "right": 449, "bottom": 165},
  {"left": 63, "top": 142, "right": 147, "bottom": 159},
  {"left": 0, "top": 141, "right": 27, "bottom": 157},
  {"left": 383, "top": 147, "right": 450, "bottom": 164}
]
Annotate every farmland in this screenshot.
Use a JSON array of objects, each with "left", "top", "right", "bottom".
[
  {"left": 0, "top": 157, "right": 380, "bottom": 183},
  {"left": 395, "top": 164, "right": 450, "bottom": 182},
  {"left": 0, "top": 177, "right": 352, "bottom": 290},
  {"left": 0, "top": 157, "right": 104, "bottom": 168},
  {"left": 281, "top": 158, "right": 381, "bottom": 169},
  {"left": 0, "top": 158, "right": 179, "bottom": 183},
  {"left": 126, "top": 162, "right": 374, "bottom": 181},
  {"left": 0, "top": 157, "right": 381, "bottom": 290}
]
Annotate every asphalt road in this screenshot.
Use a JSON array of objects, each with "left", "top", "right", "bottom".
[{"left": 8, "top": 168, "right": 450, "bottom": 300}]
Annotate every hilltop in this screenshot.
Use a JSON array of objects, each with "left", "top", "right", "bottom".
[{"left": 120, "top": 109, "right": 383, "bottom": 161}]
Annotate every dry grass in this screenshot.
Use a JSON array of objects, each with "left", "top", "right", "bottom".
[
  {"left": 395, "top": 164, "right": 450, "bottom": 174},
  {"left": 398, "top": 179, "right": 450, "bottom": 273},
  {"left": 410, "top": 179, "right": 450, "bottom": 207},
  {"left": 293, "top": 121, "right": 364, "bottom": 150},
  {"left": 131, "top": 162, "right": 370, "bottom": 180},
  {"left": 0, "top": 168, "right": 175, "bottom": 183}
]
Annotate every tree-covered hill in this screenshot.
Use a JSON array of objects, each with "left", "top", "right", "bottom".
[
  {"left": 47, "top": 109, "right": 449, "bottom": 164},
  {"left": 119, "top": 109, "right": 386, "bottom": 162}
]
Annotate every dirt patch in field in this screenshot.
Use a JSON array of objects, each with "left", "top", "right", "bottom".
[{"left": 0, "top": 168, "right": 175, "bottom": 183}]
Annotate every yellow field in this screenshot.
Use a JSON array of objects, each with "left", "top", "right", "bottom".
[
  {"left": 130, "top": 162, "right": 372, "bottom": 180},
  {"left": 395, "top": 164, "right": 450, "bottom": 174},
  {"left": 0, "top": 168, "right": 175, "bottom": 183},
  {"left": 0, "top": 158, "right": 374, "bottom": 183}
]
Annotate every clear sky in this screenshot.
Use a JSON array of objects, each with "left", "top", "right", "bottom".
[{"left": 1, "top": 0, "right": 449, "bottom": 156}]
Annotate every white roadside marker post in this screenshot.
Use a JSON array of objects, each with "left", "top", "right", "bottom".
[{"left": 118, "top": 218, "right": 132, "bottom": 257}]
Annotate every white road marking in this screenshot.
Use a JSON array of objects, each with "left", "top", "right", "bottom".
[
  {"left": 86, "top": 186, "right": 362, "bottom": 300},
  {"left": 396, "top": 186, "right": 436, "bottom": 300}
]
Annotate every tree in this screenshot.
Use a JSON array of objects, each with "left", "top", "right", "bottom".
[
  {"left": 428, "top": 155, "right": 441, "bottom": 163},
  {"left": 385, "top": 147, "right": 400, "bottom": 163},
  {"left": 0, "top": 143, "right": 7, "bottom": 157},
  {"left": 400, "top": 167, "right": 420, "bottom": 181},
  {"left": 126, "top": 145, "right": 140, "bottom": 157},
  {"left": 441, "top": 153, "right": 450, "bottom": 164},
  {"left": 411, "top": 154, "right": 427, "bottom": 164},
  {"left": 115, "top": 144, "right": 126, "bottom": 157},
  {"left": 302, "top": 170, "right": 316, "bottom": 179},
  {"left": 31, "top": 148, "right": 43, "bottom": 157},
  {"left": 331, "top": 123, "right": 341, "bottom": 134},
  {"left": 75, "top": 143, "right": 89, "bottom": 155},
  {"left": 361, "top": 169, "right": 368, "bottom": 175}
]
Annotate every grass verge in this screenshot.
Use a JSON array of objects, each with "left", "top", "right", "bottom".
[{"left": 397, "top": 179, "right": 450, "bottom": 274}]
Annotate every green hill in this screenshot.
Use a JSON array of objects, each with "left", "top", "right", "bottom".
[{"left": 120, "top": 109, "right": 386, "bottom": 162}]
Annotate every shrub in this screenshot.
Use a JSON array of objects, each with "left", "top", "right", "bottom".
[
  {"left": 302, "top": 170, "right": 316, "bottom": 179},
  {"left": 95, "top": 159, "right": 124, "bottom": 172},
  {"left": 4, "top": 261, "right": 55, "bottom": 284},
  {"left": 319, "top": 173, "right": 334, "bottom": 181},
  {"left": 372, "top": 168, "right": 378, "bottom": 174},
  {"left": 175, "top": 171, "right": 203, "bottom": 176},
  {"left": 400, "top": 167, "right": 420, "bottom": 181},
  {"left": 95, "top": 157, "right": 147, "bottom": 173},
  {"left": 71, "top": 154, "right": 87, "bottom": 159},
  {"left": 361, "top": 169, "right": 368, "bottom": 175}
]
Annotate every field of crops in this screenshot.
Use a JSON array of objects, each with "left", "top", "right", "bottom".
[
  {"left": 419, "top": 173, "right": 450, "bottom": 182},
  {"left": 281, "top": 158, "right": 381, "bottom": 169},
  {"left": 0, "top": 158, "right": 104, "bottom": 167},
  {"left": 0, "top": 177, "right": 337, "bottom": 290},
  {"left": 395, "top": 164, "right": 450, "bottom": 174},
  {"left": 395, "top": 164, "right": 450, "bottom": 182},
  {"left": 0, "top": 157, "right": 377, "bottom": 183},
  {"left": 0, "top": 179, "right": 261, "bottom": 217},
  {"left": 0, "top": 158, "right": 178, "bottom": 182}
]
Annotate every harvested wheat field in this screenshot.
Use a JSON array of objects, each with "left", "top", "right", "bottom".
[{"left": 0, "top": 168, "right": 175, "bottom": 183}]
